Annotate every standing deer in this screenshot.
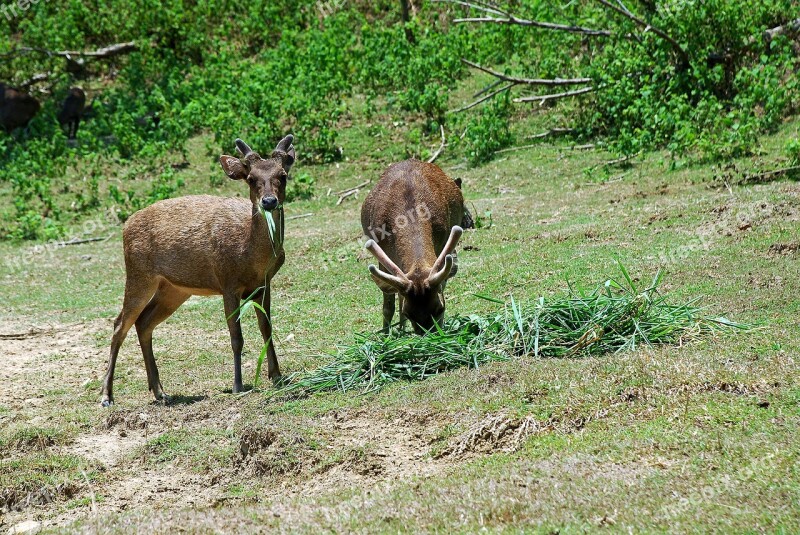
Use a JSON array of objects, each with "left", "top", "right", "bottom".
[
  {"left": 361, "top": 159, "right": 464, "bottom": 333},
  {"left": 58, "top": 87, "right": 86, "bottom": 140},
  {"left": 0, "top": 83, "right": 40, "bottom": 132},
  {"left": 100, "top": 135, "right": 295, "bottom": 406}
]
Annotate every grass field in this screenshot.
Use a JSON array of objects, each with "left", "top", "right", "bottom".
[{"left": 1, "top": 103, "right": 799, "bottom": 532}]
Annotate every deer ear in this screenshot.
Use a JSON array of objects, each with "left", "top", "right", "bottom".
[
  {"left": 454, "top": 178, "right": 463, "bottom": 189},
  {"left": 219, "top": 155, "right": 248, "bottom": 180}
]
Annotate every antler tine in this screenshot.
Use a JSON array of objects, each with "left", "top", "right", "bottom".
[
  {"left": 235, "top": 138, "right": 252, "bottom": 156},
  {"left": 368, "top": 264, "right": 411, "bottom": 292},
  {"left": 365, "top": 239, "right": 408, "bottom": 280},
  {"left": 426, "top": 255, "right": 454, "bottom": 288},
  {"left": 432, "top": 226, "right": 463, "bottom": 272},
  {"left": 276, "top": 134, "right": 294, "bottom": 152}
]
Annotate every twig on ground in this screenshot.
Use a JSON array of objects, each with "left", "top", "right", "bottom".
[
  {"left": 335, "top": 181, "right": 370, "bottom": 197},
  {"left": 427, "top": 124, "right": 447, "bottom": 163},
  {"left": 57, "top": 235, "right": 113, "bottom": 246},
  {"left": 513, "top": 86, "right": 594, "bottom": 104},
  {"left": 0, "top": 41, "right": 138, "bottom": 59},
  {"left": 286, "top": 213, "right": 314, "bottom": 221},
  {"left": 526, "top": 128, "right": 575, "bottom": 140}
]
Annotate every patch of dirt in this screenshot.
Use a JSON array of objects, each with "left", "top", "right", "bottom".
[
  {"left": 768, "top": 242, "right": 799, "bottom": 256},
  {"left": 0, "top": 319, "right": 106, "bottom": 411},
  {"left": 702, "top": 199, "right": 800, "bottom": 238},
  {"left": 293, "top": 409, "right": 449, "bottom": 497},
  {"left": 439, "top": 408, "right": 606, "bottom": 460}
]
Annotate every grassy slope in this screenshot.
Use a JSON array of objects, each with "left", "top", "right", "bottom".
[{"left": 0, "top": 100, "right": 799, "bottom": 532}]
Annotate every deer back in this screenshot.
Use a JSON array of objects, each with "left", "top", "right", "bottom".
[{"left": 361, "top": 159, "right": 463, "bottom": 273}]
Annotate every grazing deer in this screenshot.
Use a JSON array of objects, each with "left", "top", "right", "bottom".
[
  {"left": 58, "top": 87, "right": 86, "bottom": 140},
  {"left": 100, "top": 135, "right": 296, "bottom": 406},
  {"left": 361, "top": 159, "right": 464, "bottom": 333},
  {"left": 0, "top": 83, "right": 40, "bottom": 132}
]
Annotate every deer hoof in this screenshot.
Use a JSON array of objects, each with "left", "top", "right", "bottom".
[
  {"left": 100, "top": 399, "right": 113, "bottom": 408},
  {"left": 271, "top": 374, "right": 285, "bottom": 388}
]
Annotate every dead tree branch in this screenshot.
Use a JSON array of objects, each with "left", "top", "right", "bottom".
[
  {"left": 462, "top": 59, "right": 593, "bottom": 86},
  {"left": 513, "top": 86, "right": 594, "bottom": 104},
  {"left": 450, "top": 82, "right": 514, "bottom": 113},
  {"left": 433, "top": 0, "right": 612, "bottom": 35},
  {"left": 764, "top": 17, "right": 800, "bottom": 44},
  {"left": 0, "top": 41, "right": 137, "bottom": 60},
  {"left": 427, "top": 124, "right": 447, "bottom": 163},
  {"left": 592, "top": 0, "right": 690, "bottom": 68},
  {"left": 525, "top": 128, "right": 575, "bottom": 139}
]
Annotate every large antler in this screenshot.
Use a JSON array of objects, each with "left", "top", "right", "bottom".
[
  {"left": 365, "top": 239, "right": 410, "bottom": 291},
  {"left": 427, "top": 226, "right": 463, "bottom": 287}
]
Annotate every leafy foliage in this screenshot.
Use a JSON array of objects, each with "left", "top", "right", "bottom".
[{"left": 1, "top": 1, "right": 798, "bottom": 240}]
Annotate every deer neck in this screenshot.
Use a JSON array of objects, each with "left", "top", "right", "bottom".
[{"left": 392, "top": 224, "right": 436, "bottom": 275}]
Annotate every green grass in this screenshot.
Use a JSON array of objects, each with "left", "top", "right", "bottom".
[{"left": 276, "top": 264, "right": 749, "bottom": 396}]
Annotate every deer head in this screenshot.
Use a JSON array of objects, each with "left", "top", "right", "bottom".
[
  {"left": 219, "top": 135, "right": 296, "bottom": 212},
  {"left": 365, "top": 225, "right": 462, "bottom": 333}
]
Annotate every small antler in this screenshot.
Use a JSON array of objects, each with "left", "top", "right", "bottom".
[{"left": 235, "top": 138, "right": 261, "bottom": 164}]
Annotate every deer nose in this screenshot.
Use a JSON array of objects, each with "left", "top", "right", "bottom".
[{"left": 261, "top": 196, "right": 279, "bottom": 211}]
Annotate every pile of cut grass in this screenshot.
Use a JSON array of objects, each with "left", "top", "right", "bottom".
[{"left": 276, "top": 265, "right": 749, "bottom": 396}]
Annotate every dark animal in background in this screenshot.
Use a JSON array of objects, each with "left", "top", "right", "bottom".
[
  {"left": 361, "top": 159, "right": 464, "bottom": 333},
  {"left": 0, "top": 83, "right": 40, "bottom": 132},
  {"left": 100, "top": 135, "right": 296, "bottom": 406},
  {"left": 58, "top": 87, "right": 86, "bottom": 140}
]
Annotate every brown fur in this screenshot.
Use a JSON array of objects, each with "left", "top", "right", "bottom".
[
  {"left": 361, "top": 159, "right": 464, "bottom": 333},
  {"left": 0, "top": 83, "right": 40, "bottom": 132},
  {"left": 100, "top": 136, "right": 295, "bottom": 406},
  {"left": 58, "top": 87, "right": 86, "bottom": 139}
]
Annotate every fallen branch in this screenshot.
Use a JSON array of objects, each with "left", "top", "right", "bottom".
[
  {"left": 495, "top": 141, "right": 594, "bottom": 155},
  {"left": 286, "top": 213, "right": 314, "bottom": 221},
  {"left": 740, "top": 165, "right": 800, "bottom": 184},
  {"left": 427, "top": 124, "right": 447, "bottom": 163},
  {"left": 603, "top": 151, "right": 641, "bottom": 167},
  {"left": 336, "top": 190, "right": 360, "bottom": 206},
  {"left": 525, "top": 128, "right": 575, "bottom": 139},
  {"left": 462, "top": 59, "right": 592, "bottom": 87},
  {"left": 433, "top": 0, "right": 612, "bottom": 35},
  {"left": 450, "top": 82, "right": 514, "bottom": 113},
  {"left": 472, "top": 79, "right": 504, "bottom": 98},
  {"left": 513, "top": 86, "right": 594, "bottom": 104},
  {"left": 19, "top": 72, "right": 52, "bottom": 88},
  {"left": 335, "top": 180, "right": 370, "bottom": 197},
  {"left": 57, "top": 235, "right": 112, "bottom": 246},
  {"left": 0, "top": 41, "right": 137, "bottom": 60},
  {"left": 764, "top": 17, "right": 800, "bottom": 44}
]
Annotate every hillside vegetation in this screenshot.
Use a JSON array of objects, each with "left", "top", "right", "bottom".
[{"left": 1, "top": 0, "right": 798, "bottom": 239}]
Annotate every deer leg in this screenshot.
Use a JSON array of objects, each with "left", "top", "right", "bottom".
[
  {"left": 135, "top": 282, "right": 189, "bottom": 403},
  {"left": 398, "top": 295, "right": 408, "bottom": 331},
  {"left": 253, "top": 285, "right": 282, "bottom": 385},
  {"left": 101, "top": 276, "right": 158, "bottom": 406},
  {"left": 223, "top": 291, "right": 245, "bottom": 394},
  {"left": 382, "top": 292, "right": 395, "bottom": 332}
]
